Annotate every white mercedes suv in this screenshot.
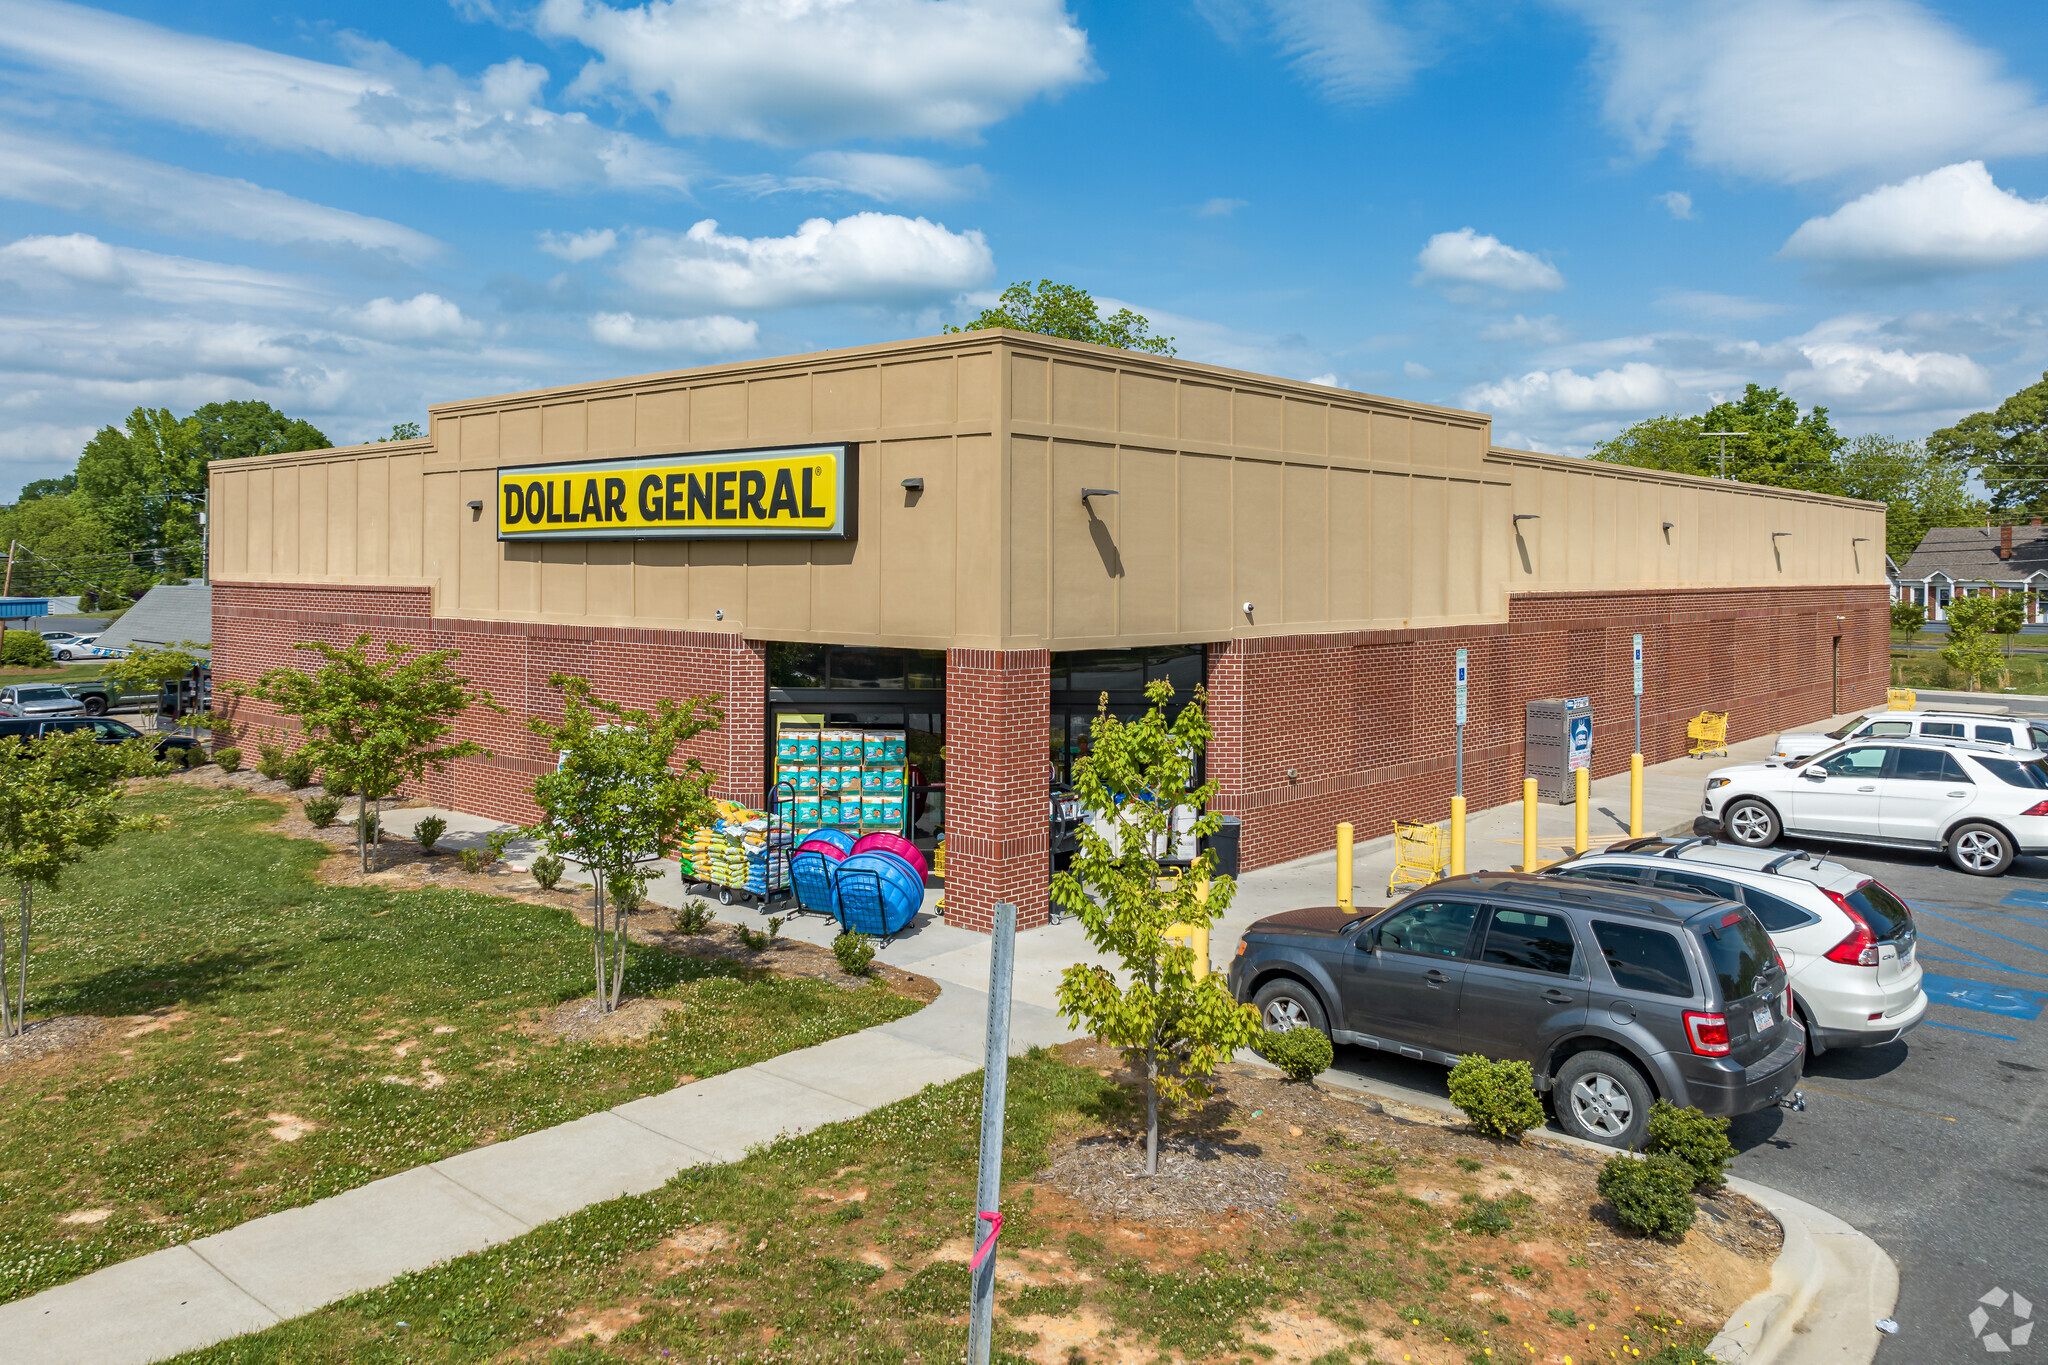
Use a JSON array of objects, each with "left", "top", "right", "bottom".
[
  {"left": 1700, "top": 737, "right": 2048, "bottom": 876},
  {"left": 1546, "top": 838, "right": 1926, "bottom": 1054}
]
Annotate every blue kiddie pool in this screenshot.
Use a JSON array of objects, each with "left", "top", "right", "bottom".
[
  {"left": 799, "top": 827, "right": 858, "bottom": 857},
  {"left": 834, "top": 850, "right": 924, "bottom": 938}
]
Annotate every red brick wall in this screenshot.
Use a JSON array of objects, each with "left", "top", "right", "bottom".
[
  {"left": 212, "top": 582, "right": 766, "bottom": 825},
  {"left": 1208, "top": 584, "right": 1889, "bottom": 873},
  {"left": 942, "top": 648, "right": 1052, "bottom": 932}
]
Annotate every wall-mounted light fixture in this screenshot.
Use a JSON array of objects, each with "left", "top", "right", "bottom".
[
  {"left": 1852, "top": 537, "right": 1869, "bottom": 544},
  {"left": 1662, "top": 521, "right": 1675, "bottom": 532},
  {"left": 1513, "top": 513, "right": 1540, "bottom": 524},
  {"left": 466, "top": 499, "right": 484, "bottom": 519},
  {"left": 1081, "top": 487, "right": 1118, "bottom": 507},
  {"left": 900, "top": 477, "right": 924, "bottom": 492},
  {"left": 1772, "top": 530, "right": 1791, "bottom": 538}
]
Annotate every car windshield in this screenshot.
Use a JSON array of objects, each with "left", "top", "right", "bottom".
[
  {"left": 1827, "top": 715, "right": 1874, "bottom": 739},
  {"left": 18, "top": 687, "right": 70, "bottom": 701},
  {"left": 1690, "top": 909, "right": 1776, "bottom": 1003},
  {"left": 1844, "top": 879, "right": 1915, "bottom": 941},
  {"left": 1972, "top": 755, "right": 2048, "bottom": 789}
]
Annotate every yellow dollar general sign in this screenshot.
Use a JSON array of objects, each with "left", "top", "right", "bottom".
[{"left": 496, "top": 443, "right": 855, "bottom": 542}]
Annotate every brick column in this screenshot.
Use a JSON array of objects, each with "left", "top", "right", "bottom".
[
  {"left": 944, "top": 647, "right": 1050, "bottom": 933},
  {"left": 1205, "top": 640, "right": 1248, "bottom": 821}
]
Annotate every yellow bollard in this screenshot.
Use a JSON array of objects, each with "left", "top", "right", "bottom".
[
  {"left": 1575, "top": 766, "right": 1590, "bottom": 853},
  {"left": 1522, "top": 777, "right": 1538, "bottom": 871},
  {"left": 1164, "top": 874, "right": 1212, "bottom": 978},
  {"left": 1629, "top": 753, "right": 1644, "bottom": 838},
  {"left": 1449, "top": 795, "right": 1466, "bottom": 876},
  {"left": 1336, "top": 821, "right": 1354, "bottom": 911}
]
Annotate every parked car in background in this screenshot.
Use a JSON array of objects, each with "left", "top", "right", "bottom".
[
  {"left": 1544, "top": 837, "right": 1926, "bottom": 1054},
  {"left": 64, "top": 678, "right": 160, "bottom": 716},
  {"left": 1703, "top": 738, "right": 2048, "bottom": 875},
  {"left": 31, "top": 715, "right": 202, "bottom": 764},
  {"left": 1227, "top": 872, "right": 1804, "bottom": 1147},
  {"left": 1770, "top": 710, "right": 2048, "bottom": 765},
  {"left": 0, "top": 683, "right": 86, "bottom": 718}
]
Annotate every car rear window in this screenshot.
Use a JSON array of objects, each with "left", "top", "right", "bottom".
[
  {"left": 1920, "top": 721, "right": 1965, "bottom": 738},
  {"left": 1590, "top": 921, "right": 1694, "bottom": 998},
  {"left": 1691, "top": 910, "right": 1776, "bottom": 1003},
  {"left": 1479, "top": 909, "right": 1577, "bottom": 975},
  {"left": 1844, "top": 880, "right": 1915, "bottom": 941},
  {"left": 1976, "top": 724, "right": 2017, "bottom": 745},
  {"left": 1892, "top": 748, "right": 1971, "bottom": 782},
  {"left": 1972, "top": 755, "right": 2048, "bottom": 789}
]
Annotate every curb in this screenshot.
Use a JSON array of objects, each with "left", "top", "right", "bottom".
[{"left": 1235, "top": 1054, "right": 1899, "bottom": 1365}]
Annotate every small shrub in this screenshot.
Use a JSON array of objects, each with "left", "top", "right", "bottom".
[
  {"left": 212, "top": 746, "right": 242, "bottom": 772},
  {"left": 1255, "top": 1026, "right": 1334, "bottom": 1082},
  {"left": 737, "top": 921, "right": 777, "bottom": 951},
  {"left": 1453, "top": 1198, "right": 1513, "bottom": 1236},
  {"left": 1548, "top": 1308, "right": 1580, "bottom": 1328},
  {"left": 833, "top": 931, "right": 876, "bottom": 976},
  {"left": 253, "top": 744, "right": 286, "bottom": 779},
  {"left": 1598, "top": 1153, "right": 1697, "bottom": 1241},
  {"left": 459, "top": 848, "right": 485, "bottom": 874},
  {"left": 414, "top": 816, "right": 447, "bottom": 853},
  {"left": 0, "top": 631, "right": 52, "bottom": 667},
  {"left": 485, "top": 829, "right": 515, "bottom": 863},
  {"left": 530, "top": 853, "right": 566, "bottom": 890},
  {"left": 303, "top": 795, "right": 343, "bottom": 827},
  {"left": 324, "top": 775, "right": 353, "bottom": 797},
  {"left": 675, "top": 901, "right": 713, "bottom": 933},
  {"left": 1446, "top": 1054, "right": 1545, "bottom": 1140},
  {"left": 1645, "top": 1100, "right": 1736, "bottom": 1189},
  {"left": 1455, "top": 1157, "right": 1482, "bottom": 1173},
  {"left": 279, "top": 753, "right": 315, "bottom": 789},
  {"left": 356, "top": 807, "right": 380, "bottom": 843}
]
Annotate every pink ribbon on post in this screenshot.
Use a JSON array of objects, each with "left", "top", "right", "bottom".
[{"left": 969, "top": 1211, "right": 1004, "bottom": 1270}]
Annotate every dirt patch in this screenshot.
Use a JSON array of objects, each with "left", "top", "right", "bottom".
[
  {"left": 544, "top": 996, "right": 688, "bottom": 1044},
  {"left": 1037, "top": 1131, "right": 1291, "bottom": 1227},
  {"left": 0, "top": 1014, "right": 107, "bottom": 1067},
  {"left": 265, "top": 1112, "right": 318, "bottom": 1142}
]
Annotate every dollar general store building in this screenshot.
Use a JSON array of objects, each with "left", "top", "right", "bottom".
[{"left": 209, "top": 331, "right": 1888, "bottom": 931}]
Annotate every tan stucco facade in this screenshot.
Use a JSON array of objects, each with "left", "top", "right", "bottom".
[{"left": 207, "top": 330, "right": 1887, "bottom": 649}]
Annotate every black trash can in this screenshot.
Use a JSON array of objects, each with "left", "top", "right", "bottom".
[{"left": 1205, "top": 815, "right": 1241, "bottom": 878}]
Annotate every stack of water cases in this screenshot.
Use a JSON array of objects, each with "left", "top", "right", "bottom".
[{"left": 772, "top": 723, "right": 908, "bottom": 837}]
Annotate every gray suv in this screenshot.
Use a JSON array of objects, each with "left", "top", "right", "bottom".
[{"left": 1226, "top": 872, "right": 1806, "bottom": 1147}]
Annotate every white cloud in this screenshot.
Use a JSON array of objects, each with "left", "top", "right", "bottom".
[
  {"left": 348, "top": 294, "right": 478, "bottom": 341},
  {"left": 1403, "top": 360, "right": 1432, "bottom": 379},
  {"left": 1782, "top": 161, "right": 2048, "bottom": 277},
  {"left": 1414, "top": 228, "right": 1565, "bottom": 293},
  {"left": 786, "top": 152, "right": 989, "bottom": 202},
  {"left": 0, "top": 0, "right": 690, "bottom": 190},
  {"left": 1564, "top": 0, "right": 2048, "bottom": 183},
  {"left": 533, "top": 0, "right": 1095, "bottom": 145},
  {"left": 1480, "top": 314, "right": 1569, "bottom": 344},
  {"left": 589, "top": 311, "right": 759, "bottom": 353},
  {"left": 1787, "top": 339, "right": 1991, "bottom": 412},
  {"left": 1306, "top": 372, "right": 1338, "bottom": 387},
  {"left": 0, "top": 234, "right": 324, "bottom": 309},
  {"left": 1657, "top": 190, "right": 1694, "bottom": 220},
  {"left": 1197, "top": 197, "right": 1249, "bottom": 217},
  {"left": 540, "top": 229, "right": 619, "bottom": 262},
  {"left": 1463, "top": 362, "right": 1682, "bottom": 416},
  {"left": 1655, "top": 290, "right": 1785, "bottom": 321},
  {"left": 0, "top": 131, "right": 439, "bottom": 263},
  {"left": 620, "top": 213, "right": 993, "bottom": 310},
  {"left": 1267, "top": 0, "right": 1421, "bottom": 103}
]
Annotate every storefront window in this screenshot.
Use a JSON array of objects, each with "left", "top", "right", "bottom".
[
  {"left": 766, "top": 642, "right": 826, "bottom": 688},
  {"left": 768, "top": 645, "right": 946, "bottom": 692}
]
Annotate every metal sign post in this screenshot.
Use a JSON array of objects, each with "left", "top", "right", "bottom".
[
  {"left": 967, "top": 900, "right": 1017, "bottom": 1365},
  {"left": 1632, "top": 634, "right": 1643, "bottom": 754},
  {"left": 1454, "top": 649, "right": 1468, "bottom": 796}
]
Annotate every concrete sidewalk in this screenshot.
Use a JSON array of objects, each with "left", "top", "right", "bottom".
[{"left": 0, "top": 982, "right": 1076, "bottom": 1365}]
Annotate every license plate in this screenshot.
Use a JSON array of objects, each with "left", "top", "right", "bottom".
[{"left": 1752, "top": 1005, "right": 1775, "bottom": 1033}]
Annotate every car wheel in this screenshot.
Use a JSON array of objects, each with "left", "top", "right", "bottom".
[
  {"left": 56, "top": 649, "right": 73, "bottom": 661},
  {"left": 1553, "top": 1050, "right": 1652, "bottom": 1148},
  {"left": 1948, "top": 821, "right": 2014, "bottom": 876},
  {"left": 82, "top": 697, "right": 106, "bottom": 716},
  {"left": 1722, "top": 798, "right": 1780, "bottom": 848},
  {"left": 1251, "top": 978, "right": 1330, "bottom": 1038}
]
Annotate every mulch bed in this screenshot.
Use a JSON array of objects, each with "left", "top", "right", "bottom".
[{"left": 0, "top": 1014, "right": 108, "bottom": 1068}]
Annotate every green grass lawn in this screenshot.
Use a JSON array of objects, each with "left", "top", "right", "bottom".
[
  {"left": 0, "top": 661, "right": 110, "bottom": 687},
  {"left": 1891, "top": 649, "right": 2048, "bottom": 695},
  {"left": 0, "top": 783, "right": 920, "bottom": 1306},
  {"left": 169, "top": 1052, "right": 1723, "bottom": 1365}
]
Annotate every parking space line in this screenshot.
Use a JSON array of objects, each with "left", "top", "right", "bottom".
[
  {"left": 1998, "top": 888, "right": 2048, "bottom": 910},
  {"left": 1915, "top": 934, "right": 2048, "bottom": 979},
  {"left": 1920, "top": 972, "right": 2046, "bottom": 1020},
  {"left": 1920, "top": 1019, "right": 2022, "bottom": 1042},
  {"left": 1910, "top": 906, "right": 2048, "bottom": 957},
  {"left": 1919, "top": 902, "right": 2048, "bottom": 930}
]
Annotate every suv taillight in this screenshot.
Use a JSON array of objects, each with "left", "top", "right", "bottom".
[
  {"left": 1684, "top": 1011, "right": 1731, "bottom": 1056},
  {"left": 1822, "top": 889, "right": 1880, "bottom": 966},
  {"left": 2023, "top": 800, "right": 2048, "bottom": 817}
]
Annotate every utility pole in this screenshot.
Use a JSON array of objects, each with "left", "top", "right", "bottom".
[
  {"left": 2, "top": 540, "right": 15, "bottom": 598},
  {"left": 1701, "top": 430, "right": 1751, "bottom": 479}
]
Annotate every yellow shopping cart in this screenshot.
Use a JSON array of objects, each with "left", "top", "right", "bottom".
[
  {"left": 1686, "top": 710, "right": 1729, "bottom": 759},
  {"left": 1388, "top": 818, "right": 1449, "bottom": 896},
  {"left": 1886, "top": 688, "right": 1916, "bottom": 711}
]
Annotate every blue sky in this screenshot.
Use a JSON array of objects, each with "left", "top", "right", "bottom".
[{"left": 3, "top": 0, "right": 2048, "bottom": 497}]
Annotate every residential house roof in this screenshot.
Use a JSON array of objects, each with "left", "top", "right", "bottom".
[
  {"left": 1898, "top": 525, "right": 2048, "bottom": 582},
  {"left": 95, "top": 583, "right": 211, "bottom": 652}
]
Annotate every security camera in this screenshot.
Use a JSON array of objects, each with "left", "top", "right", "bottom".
[{"left": 1242, "top": 602, "right": 1255, "bottom": 614}]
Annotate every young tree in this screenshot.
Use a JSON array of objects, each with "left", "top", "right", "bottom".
[
  {"left": 239, "top": 636, "right": 499, "bottom": 871},
  {"left": 1053, "top": 680, "right": 1261, "bottom": 1176},
  {"left": 100, "top": 641, "right": 210, "bottom": 737},
  {"left": 1890, "top": 600, "right": 1927, "bottom": 646},
  {"left": 0, "top": 731, "right": 161, "bottom": 1037},
  {"left": 526, "top": 675, "right": 722, "bottom": 1012},
  {"left": 1942, "top": 595, "right": 2003, "bottom": 690},
  {"left": 949, "top": 280, "right": 1177, "bottom": 355}
]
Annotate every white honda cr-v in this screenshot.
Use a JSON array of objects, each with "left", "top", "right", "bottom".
[
  {"left": 1700, "top": 738, "right": 2048, "bottom": 876},
  {"left": 1546, "top": 838, "right": 1926, "bottom": 1054}
]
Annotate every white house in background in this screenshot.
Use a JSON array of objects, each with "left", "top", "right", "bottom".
[{"left": 1894, "top": 522, "right": 2048, "bottom": 623}]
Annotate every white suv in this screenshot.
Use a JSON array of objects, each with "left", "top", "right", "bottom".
[
  {"left": 1702, "top": 738, "right": 2048, "bottom": 876},
  {"left": 1772, "top": 710, "right": 2048, "bottom": 766},
  {"left": 1546, "top": 839, "right": 1926, "bottom": 1054}
]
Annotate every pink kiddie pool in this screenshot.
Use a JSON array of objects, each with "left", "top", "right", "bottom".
[{"left": 851, "top": 831, "right": 929, "bottom": 883}]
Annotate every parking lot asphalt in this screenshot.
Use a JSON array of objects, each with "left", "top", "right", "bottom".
[{"left": 1315, "top": 840, "right": 2045, "bottom": 1365}]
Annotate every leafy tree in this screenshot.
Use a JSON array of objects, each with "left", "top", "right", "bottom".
[
  {"left": 1890, "top": 600, "right": 1926, "bottom": 645},
  {"left": 1835, "top": 434, "right": 1986, "bottom": 560},
  {"left": 1053, "top": 679, "right": 1261, "bottom": 1175},
  {"left": 0, "top": 731, "right": 160, "bottom": 1036},
  {"left": 1941, "top": 595, "right": 2003, "bottom": 690},
  {"left": 193, "top": 400, "right": 330, "bottom": 464},
  {"left": 12, "top": 474, "right": 76, "bottom": 504},
  {"left": 526, "top": 676, "right": 723, "bottom": 1012},
  {"left": 949, "top": 279, "right": 1177, "bottom": 356},
  {"left": 1929, "top": 371, "right": 2048, "bottom": 513},
  {"left": 0, "top": 496, "right": 126, "bottom": 599},
  {"left": 375, "top": 421, "right": 423, "bottom": 443},
  {"left": 238, "top": 636, "right": 499, "bottom": 871},
  {"left": 1987, "top": 591, "right": 2028, "bottom": 660},
  {"left": 1591, "top": 385, "right": 1843, "bottom": 489},
  {"left": 100, "top": 641, "right": 209, "bottom": 735}
]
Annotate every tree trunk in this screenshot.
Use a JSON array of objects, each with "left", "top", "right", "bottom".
[
  {"left": 14, "top": 885, "right": 27, "bottom": 1040},
  {"left": 1144, "top": 1041, "right": 1159, "bottom": 1177},
  {"left": 0, "top": 887, "right": 13, "bottom": 1039},
  {"left": 609, "top": 884, "right": 629, "bottom": 1010},
  {"left": 593, "top": 877, "right": 609, "bottom": 1014},
  {"left": 357, "top": 797, "right": 369, "bottom": 873}
]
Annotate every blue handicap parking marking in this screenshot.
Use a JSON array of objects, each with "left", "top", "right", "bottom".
[
  {"left": 1999, "top": 887, "right": 2048, "bottom": 910},
  {"left": 1920, "top": 972, "right": 2047, "bottom": 1021}
]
